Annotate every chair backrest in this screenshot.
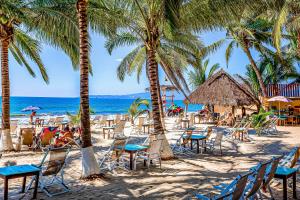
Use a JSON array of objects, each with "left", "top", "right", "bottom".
[
  {"left": 246, "top": 160, "right": 271, "bottom": 198},
  {"left": 40, "top": 147, "right": 70, "bottom": 176},
  {"left": 114, "top": 121, "right": 126, "bottom": 134},
  {"left": 115, "top": 114, "right": 121, "bottom": 124},
  {"left": 181, "top": 129, "right": 193, "bottom": 145},
  {"left": 10, "top": 120, "right": 18, "bottom": 133},
  {"left": 20, "top": 128, "right": 35, "bottom": 146},
  {"left": 148, "top": 137, "right": 163, "bottom": 157},
  {"left": 189, "top": 113, "right": 195, "bottom": 125},
  {"left": 221, "top": 172, "right": 252, "bottom": 200},
  {"left": 40, "top": 127, "right": 59, "bottom": 146},
  {"left": 137, "top": 117, "right": 145, "bottom": 129},
  {"left": 263, "top": 156, "right": 282, "bottom": 188},
  {"left": 205, "top": 127, "right": 213, "bottom": 140},
  {"left": 111, "top": 137, "right": 127, "bottom": 161},
  {"left": 279, "top": 147, "right": 300, "bottom": 168}
]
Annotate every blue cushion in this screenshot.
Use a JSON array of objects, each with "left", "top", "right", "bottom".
[{"left": 125, "top": 144, "right": 148, "bottom": 151}]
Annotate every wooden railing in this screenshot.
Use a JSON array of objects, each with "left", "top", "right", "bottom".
[{"left": 267, "top": 84, "right": 300, "bottom": 97}]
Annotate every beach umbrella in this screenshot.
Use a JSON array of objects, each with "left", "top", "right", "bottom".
[
  {"left": 22, "top": 106, "right": 41, "bottom": 112},
  {"left": 267, "top": 96, "right": 292, "bottom": 115}
]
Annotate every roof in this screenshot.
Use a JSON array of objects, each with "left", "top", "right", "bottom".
[
  {"left": 267, "top": 84, "right": 300, "bottom": 98},
  {"left": 186, "top": 69, "right": 260, "bottom": 106}
]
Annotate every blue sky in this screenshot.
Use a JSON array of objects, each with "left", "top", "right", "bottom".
[{"left": 7, "top": 30, "right": 258, "bottom": 97}]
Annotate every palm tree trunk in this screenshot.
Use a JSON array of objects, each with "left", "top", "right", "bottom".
[
  {"left": 156, "top": 78, "right": 165, "bottom": 130},
  {"left": 147, "top": 47, "right": 174, "bottom": 159},
  {"left": 242, "top": 45, "right": 267, "bottom": 97},
  {"left": 77, "top": 0, "right": 100, "bottom": 178},
  {"left": 0, "top": 39, "right": 14, "bottom": 151}
]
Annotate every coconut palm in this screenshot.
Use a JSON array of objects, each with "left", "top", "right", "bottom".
[
  {"left": 93, "top": 0, "right": 199, "bottom": 159},
  {"left": 0, "top": 0, "right": 79, "bottom": 151},
  {"left": 188, "top": 59, "right": 220, "bottom": 89},
  {"left": 128, "top": 98, "right": 149, "bottom": 125},
  {"left": 76, "top": 0, "right": 101, "bottom": 178},
  {"left": 263, "top": 0, "right": 300, "bottom": 56},
  {"left": 225, "top": 18, "right": 275, "bottom": 97}
]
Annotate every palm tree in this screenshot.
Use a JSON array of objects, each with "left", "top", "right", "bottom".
[
  {"left": 264, "top": 0, "right": 300, "bottom": 56},
  {"left": 94, "top": 0, "right": 198, "bottom": 159},
  {"left": 188, "top": 59, "right": 220, "bottom": 89},
  {"left": 76, "top": 0, "right": 100, "bottom": 178},
  {"left": 225, "top": 18, "right": 274, "bottom": 97},
  {"left": 0, "top": 1, "right": 79, "bottom": 151},
  {"left": 128, "top": 98, "right": 149, "bottom": 125}
]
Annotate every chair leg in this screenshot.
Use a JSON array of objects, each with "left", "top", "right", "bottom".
[{"left": 268, "top": 184, "right": 275, "bottom": 200}]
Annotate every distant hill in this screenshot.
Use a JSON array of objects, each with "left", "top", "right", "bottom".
[{"left": 91, "top": 92, "right": 184, "bottom": 100}]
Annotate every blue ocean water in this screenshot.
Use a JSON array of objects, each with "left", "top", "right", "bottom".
[{"left": 5, "top": 97, "right": 202, "bottom": 116}]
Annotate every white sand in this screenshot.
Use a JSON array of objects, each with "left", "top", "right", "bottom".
[{"left": 0, "top": 118, "right": 299, "bottom": 199}]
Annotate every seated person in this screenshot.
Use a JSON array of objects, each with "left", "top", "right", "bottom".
[{"left": 217, "top": 112, "right": 234, "bottom": 126}]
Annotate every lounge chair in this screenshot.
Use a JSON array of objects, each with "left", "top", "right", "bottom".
[
  {"left": 133, "top": 135, "right": 163, "bottom": 170},
  {"left": 244, "top": 160, "right": 271, "bottom": 199},
  {"left": 99, "top": 137, "right": 128, "bottom": 172},
  {"left": 26, "top": 146, "right": 70, "bottom": 197},
  {"left": 279, "top": 146, "right": 300, "bottom": 169},
  {"left": 171, "top": 129, "right": 194, "bottom": 155},
  {"left": 20, "top": 128, "right": 35, "bottom": 148},
  {"left": 195, "top": 171, "right": 252, "bottom": 200},
  {"left": 205, "top": 131, "right": 223, "bottom": 155},
  {"left": 260, "top": 156, "right": 282, "bottom": 199}
]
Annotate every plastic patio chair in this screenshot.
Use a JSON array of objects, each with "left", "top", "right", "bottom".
[
  {"left": 99, "top": 137, "right": 128, "bottom": 172},
  {"left": 205, "top": 131, "right": 224, "bottom": 155},
  {"left": 171, "top": 129, "right": 194, "bottom": 155},
  {"left": 26, "top": 146, "right": 70, "bottom": 197},
  {"left": 20, "top": 127, "right": 35, "bottom": 148},
  {"left": 133, "top": 136, "right": 163, "bottom": 170}
]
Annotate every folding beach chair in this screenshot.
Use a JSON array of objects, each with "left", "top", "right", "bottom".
[
  {"left": 114, "top": 114, "right": 122, "bottom": 125},
  {"left": 279, "top": 147, "right": 300, "bottom": 169},
  {"left": 171, "top": 129, "right": 194, "bottom": 155},
  {"left": 260, "top": 156, "right": 282, "bottom": 199},
  {"left": 244, "top": 160, "right": 271, "bottom": 199},
  {"left": 27, "top": 146, "right": 70, "bottom": 197},
  {"left": 99, "top": 137, "right": 128, "bottom": 172},
  {"left": 133, "top": 136, "right": 163, "bottom": 170},
  {"left": 20, "top": 127, "right": 35, "bottom": 148},
  {"left": 195, "top": 171, "right": 252, "bottom": 200},
  {"left": 111, "top": 120, "right": 126, "bottom": 138}
]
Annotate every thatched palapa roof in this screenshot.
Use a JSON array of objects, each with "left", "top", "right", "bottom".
[{"left": 186, "top": 69, "right": 259, "bottom": 107}]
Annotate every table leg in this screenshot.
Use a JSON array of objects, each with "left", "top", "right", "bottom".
[
  {"left": 204, "top": 140, "right": 207, "bottom": 152},
  {"left": 22, "top": 176, "right": 26, "bottom": 193},
  {"left": 293, "top": 173, "right": 297, "bottom": 199},
  {"left": 143, "top": 126, "right": 145, "bottom": 133},
  {"left": 283, "top": 177, "right": 287, "bottom": 200},
  {"left": 4, "top": 177, "right": 8, "bottom": 200},
  {"left": 130, "top": 152, "right": 133, "bottom": 170},
  {"left": 190, "top": 140, "right": 193, "bottom": 150},
  {"left": 196, "top": 140, "right": 199, "bottom": 154},
  {"left": 33, "top": 173, "right": 39, "bottom": 199}
]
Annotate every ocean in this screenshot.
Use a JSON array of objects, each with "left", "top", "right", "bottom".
[{"left": 6, "top": 97, "right": 202, "bottom": 116}]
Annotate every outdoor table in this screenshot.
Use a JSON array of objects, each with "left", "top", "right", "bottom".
[
  {"left": 0, "top": 164, "right": 40, "bottom": 200},
  {"left": 124, "top": 144, "right": 149, "bottom": 170},
  {"left": 183, "top": 134, "right": 207, "bottom": 154},
  {"left": 190, "top": 135, "right": 207, "bottom": 154},
  {"left": 106, "top": 119, "right": 114, "bottom": 127},
  {"left": 181, "top": 118, "right": 190, "bottom": 129},
  {"left": 274, "top": 166, "right": 297, "bottom": 200}
]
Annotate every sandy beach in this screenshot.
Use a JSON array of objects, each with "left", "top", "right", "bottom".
[{"left": 0, "top": 117, "right": 299, "bottom": 200}]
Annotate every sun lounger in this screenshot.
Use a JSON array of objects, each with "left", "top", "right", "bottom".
[
  {"left": 195, "top": 171, "right": 252, "bottom": 200},
  {"left": 99, "top": 137, "right": 128, "bottom": 172},
  {"left": 171, "top": 128, "right": 194, "bottom": 155},
  {"left": 244, "top": 160, "right": 272, "bottom": 199},
  {"left": 133, "top": 135, "right": 163, "bottom": 170},
  {"left": 26, "top": 146, "right": 70, "bottom": 197},
  {"left": 260, "top": 156, "right": 282, "bottom": 199}
]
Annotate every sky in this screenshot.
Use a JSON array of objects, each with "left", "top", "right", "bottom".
[{"left": 6, "top": 30, "right": 260, "bottom": 97}]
